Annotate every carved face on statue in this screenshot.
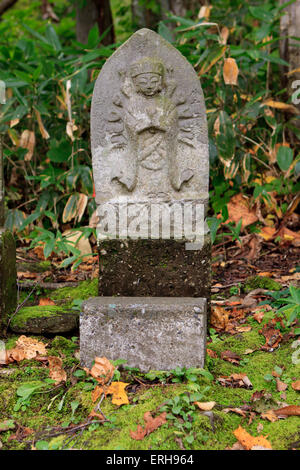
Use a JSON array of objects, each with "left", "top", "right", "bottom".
[
  {"left": 130, "top": 58, "right": 164, "bottom": 97},
  {"left": 133, "top": 73, "right": 163, "bottom": 96}
]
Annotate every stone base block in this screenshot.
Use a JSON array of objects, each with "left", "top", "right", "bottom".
[
  {"left": 0, "top": 229, "right": 17, "bottom": 336},
  {"left": 98, "top": 237, "right": 211, "bottom": 300},
  {"left": 80, "top": 297, "right": 207, "bottom": 371}
]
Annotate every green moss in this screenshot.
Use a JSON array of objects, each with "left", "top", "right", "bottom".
[
  {"left": 243, "top": 275, "right": 281, "bottom": 293},
  {"left": 50, "top": 279, "right": 98, "bottom": 303},
  {"left": 10, "top": 305, "right": 75, "bottom": 328}
]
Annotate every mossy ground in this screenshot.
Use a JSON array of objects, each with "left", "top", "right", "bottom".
[{"left": 0, "top": 284, "right": 299, "bottom": 450}]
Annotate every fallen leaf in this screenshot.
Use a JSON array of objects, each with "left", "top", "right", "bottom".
[
  {"left": 47, "top": 356, "right": 67, "bottom": 385},
  {"left": 226, "top": 193, "right": 258, "bottom": 229},
  {"left": 273, "top": 405, "right": 300, "bottom": 417},
  {"left": 253, "top": 311, "right": 264, "bottom": 324},
  {"left": 88, "top": 410, "right": 105, "bottom": 421},
  {"left": 207, "top": 349, "right": 218, "bottom": 358},
  {"left": 8, "top": 336, "right": 47, "bottom": 362},
  {"left": 261, "top": 410, "right": 278, "bottom": 422},
  {"left": 130, "top": 412, "right": 167, "bottom": 441},
  {"left": 220, "top": 350, "right": 241, "bottom": 365},
  {"left": 233, "top": 425, "right": 272, "bottom": 450},
  {"left": 211, "top": 306, "right": 229, "bottom": 330},
  {"left": 39, "top": 298, "right": 55, "bottom": 306},
  {"left": 85, "top": 357, "right": 115, "bottom": 385},
  {"left": 223, "top": 407, "right": 248, "bottom": 418},
  {"left": 276, "top": 379, "right": 288, "bottom": 392},
  {"left": 291, "top": 380, "right": 300, "bottom": 391},
  {"left": 106, "top": 382, "right": 129, "bottom": 406},
  {"left": 195, "top": 401, "right": 216, "bottom": 411},
  {"left": 218, "top": 373, "right": 252, "bottom": 389}
]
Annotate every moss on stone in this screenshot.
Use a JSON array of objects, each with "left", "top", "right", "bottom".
[
  {"left": 10, "top": 305, "right": 79, "bottom": 334},
  {"left": 50, "top": 278, "right": 98, "bottom": 303},
  {"left": 243, "top": 275, "right": 282, "bottom": 293}
]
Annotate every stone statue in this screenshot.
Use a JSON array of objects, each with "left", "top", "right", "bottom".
[{"left": 91, "top": 28, "right": 209, "bottom": 205}]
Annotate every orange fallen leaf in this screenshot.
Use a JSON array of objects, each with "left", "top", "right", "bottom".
[
  {"left": 226, "top": 194, "right": 258, "bottom": 229},
  {"left": 262, "top": 99, "right": 298, "bottom": 114},
  {"left": 273, "top": 405, "right": 300, "bottom": 417},
  {"left": 47, "top": 356, "right": 67, "bottom": 384},
  {"left": 291, "top": 380, "right": 300, "bottom": 391},
  {"left": 39, "top": 298, "right": 55, "bottom": 306},
  {"left": 92, "top": 382, "right": 129, "bottom": 406},
  {"left": 253, "top": 311, "right": 264, "bottom": 324},
  {"left": 85, "top": 357, "right": 115, "bottom": 385},
  {"left": 233, "top": 425, "right": 272, "bottom": 450},
  {"left": 106, "top": 382, "right": 129, "bottom": 406},
  {"left": 211, "top": 306, "right": 229, "bottom": 330}
]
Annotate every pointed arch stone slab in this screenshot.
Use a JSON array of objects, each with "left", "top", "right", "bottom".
[{"left": 91, "top": 28, "right": 209, "bottom": 206}]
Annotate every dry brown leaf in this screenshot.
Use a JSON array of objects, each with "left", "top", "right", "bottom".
[
  {"left": 226, "top": 194, "right": 258, "bottom": 229},
  {"left": 130, "top": 411, "right": 167, "bottom": 441},
  {"left": 258, "top": 226, "right": 277, "bottom": 241},
  {"left": 273, "top": 405, "right": 300, "bottom": 417},
  {"left": 62, "top": 230, "right": 92, "bottom": 257},
  {"left": 236, "top": 325, "right": 252, "bottom": 333},
  {"left": 38, "top": 298, "right": 55, "bottom": 306},
  {"left": 211, "top": 306, "right": 229, "bottom": 330},
  {"left": 253, "top": 311, "right": 264, "bottom": 323},
  {"left": 207, "top": 349, "right": 218, "bottom": 358},
  {"left": 223, "top": 407, "right": 247, "bottom": 418},
  {"left": 220, "top": 350, "right": 241, "bottom": 365},
  {"left": 276, "top": 227, "right": 300, "bottom": 246},
  {"left": 223, "top": 58, "right": 239, "bottom": 85},
  {"left": 85, "top": 357, "right": 115, "bottom": 385},
  {"left": 8, "top": 335, "right": 47, "bottom": 362},
  {"left": 261, "top": 410, "right": 278, "bottom": 422},
  {"left": 48, "top": 356, "right": 66, "bottom": 384},
  {"left": 218, "top": 373, "right": 252, "bottom": 389},
  {"left": 88, "top": 410, "right": 105, "bottom": 421},
  {"left": 19, "top": 130, "right": 36, "bottom": 161},
  {"left": 233, "top": 425, "right": 272, "bottom": 450},
  {"left": 291, "top": 380, "right": 300, "bottom": 391},
  {"left": 195, "top": 401, "right": 216, "bottom": 411},
  {"left": 34, "top": 109, "right": 50, "bottom": 139},
  {"left": 259, "top": 321, "right": 283, "bottom": 351},
  {"left": 219, "top": 26, "right": 229, "bottom": 45},
  {"left": 276, "top": 379, "right": 288, "bottom": 392}
]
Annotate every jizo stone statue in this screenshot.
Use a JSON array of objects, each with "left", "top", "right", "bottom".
[
  {"left": 91, "top": 29, "right": 208, "bottom": 207},
  {"left": 81, "top": 29, "right": 210, "bottom": 371}
]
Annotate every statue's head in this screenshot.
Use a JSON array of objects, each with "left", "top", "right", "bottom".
[{"left": 130, "top": 58, "right": 164, "bottom": 96}]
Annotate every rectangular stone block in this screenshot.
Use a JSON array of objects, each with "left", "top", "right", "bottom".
[
  {"left": 0, "top": 228, "right": 17, "bottom": 336},
  {"left": 80, "top": 297, "right": 207, "bottom": 371}
]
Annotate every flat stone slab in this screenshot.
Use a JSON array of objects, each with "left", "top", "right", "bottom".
[
  {"left": 10, "top": 306, "right": 79, "bottom": 334},
  {"left": 80, "top": 297, "right": 207, "bottom": 371}
]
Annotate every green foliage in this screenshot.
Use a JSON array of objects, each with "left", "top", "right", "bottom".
[{"left": 0, "top": 0, "right": 299, "bottom": 254}]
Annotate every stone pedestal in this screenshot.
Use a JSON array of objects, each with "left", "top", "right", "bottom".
[
  {"left": 0, "top": 228, "right": 17, "bottom": 336},
  {"left": 80, "top": 297, "right": 207, "bottom": 371},
  {"left": 98, "top": 236, "right": 211, "bottom": 300}
]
